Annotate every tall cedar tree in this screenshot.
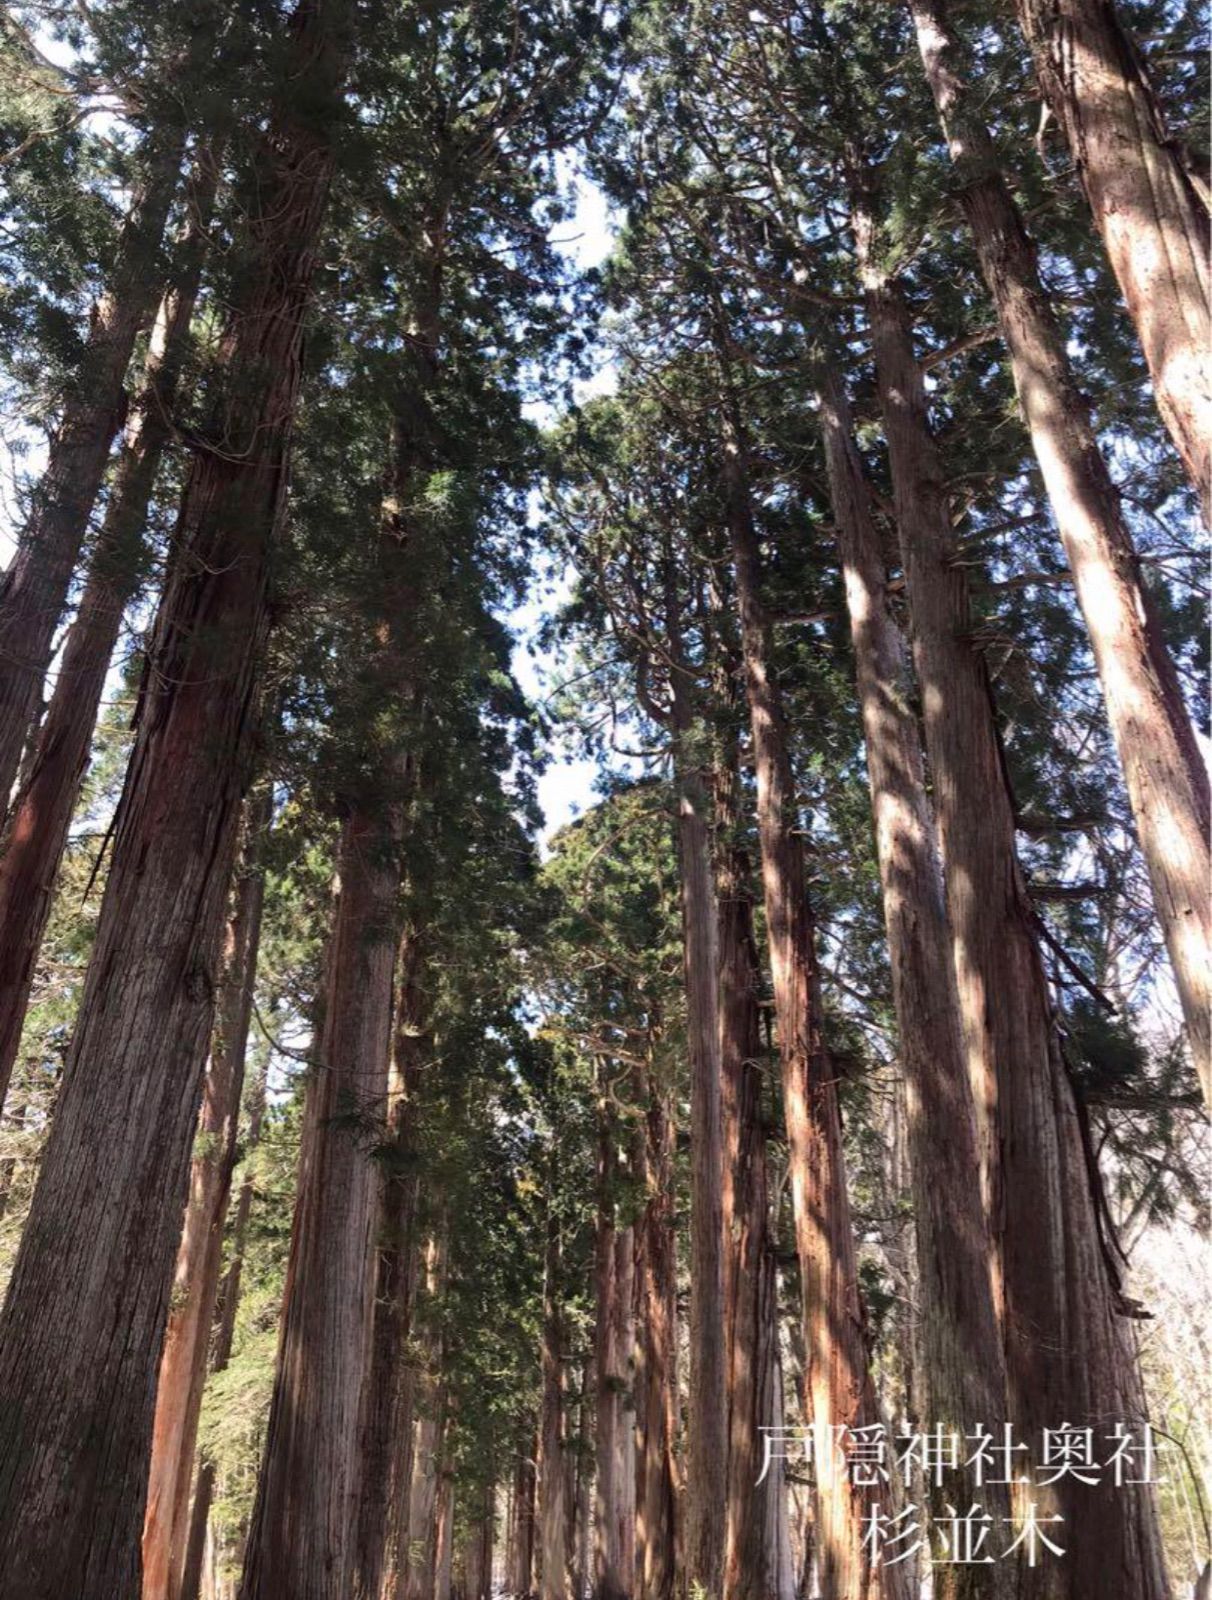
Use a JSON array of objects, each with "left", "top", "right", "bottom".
[{"left": 0, "top": 3, "right": 351, "bottom": 1590}]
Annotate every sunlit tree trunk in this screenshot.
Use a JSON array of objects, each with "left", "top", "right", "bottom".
[
  {"left": 143, "top": 788, "right": 271, "bottom": 1600},
  {"left": 572, "top": 1352, "right": 595, "bottom": 1600},
  {"left": 818, "top": 367, "right": 1014, "bottom": 1600},
  {"left": 666, "top": 586, "right": 728, "bottom": 1600},
  {"left": 0, "top": 8, "right": 348, "bottom": 1589},
  {"left": 355, "top": 930, "right": 429, "bottom": 1600},
  {"left": 0, "top": 147, "right": 221, "bottom": 1112},
  {"left": 537, "top": 1212, "right": 569, "bottom": 1600},
  {"left": 910, "top": 0, "right": 1212, "bottom": 1108},
  {"left": 0, "top": 126, "right": 185, "bottom": 812},
  {"left": 1014, "top": 0, "right": 1212, "bottom": 516},
  {"left": 592, "top": 1077, "right": 636, "bottom": 1600},
  {"left": 178, "top": 1053, "right": 270, "bottom": 1600},
  {"left": 852, "top": 205, "right": 1170, "bottom": 1600},
  {"left": 713, "top": 721, "right": 781, "bottom": 1600},
  {"left": 404, "top": 1230, "right": 450, "bottom": 1600},
  {"left": 715, "top": 328, "right": 906, "bottom": 1600},
  {"left": 434, "top": 1460, "right": 455, "bottom": 1600}
]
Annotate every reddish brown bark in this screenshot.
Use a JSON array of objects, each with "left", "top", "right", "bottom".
[
  {"left": 0, "top": 148, "right": 221, "bottom": 1112},
  {"left": 592, "top": 1081, "right": 636, "bottom": 1600},
  {"left": 0, "top": 128, "right": 184, "bottom": 811},
  {"left": 178, "top": 1056, "right": 270, "bottom": 1600},
  {"left": 404, "top": 1231, "right": 450, "bottom": 1600},
  {"left": 910, "top": 0, "right": 1212, "bottom": 1109},
  {"left": 355, "top": 931, "right": 429, "bottom": 1600},
  {"left": 633, "top": 1062, "right": 679, "bottom": 1600},
  {"left": 715, "top": 328, "right": 907, "bottom": 1600},
  {"left": 239, "top": 795, "right": 403, "bottom": 1599},
  {"left": 819, "top": 368, "right": 1014, "bottom": 1600},
  {"left": 0, "top": 8, "right": 347, "bottom": 1591},
  {"left": 713, "top": 727, "right": 782, "bottom": 1600},
  {"left": 666, "top": 596, "right": 729, "bottom": 1600},
  {"left": 536, "top": 1211, "right": 569, "bottom": 1600},
  {"left": 507, "top": 1443, "right": 538, "bottom": 1598},
  {"left": 852, "top": 207, "right": 1169, "bottom": 1599},
  {"left": 1015, "top": 0, "right": 1212, "bottom": 517},
  {"left": 462, "top": 1478, "right": 495, "bottom": 1600},
  {"left": 143, "top": 790, "right": 271, "bottom": 1600}
]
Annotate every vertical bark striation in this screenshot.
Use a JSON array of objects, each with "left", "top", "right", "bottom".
[
  {"left": 0, "top": 6, "right": 348, "bottom": 1591},
  {"left": 910, "top": 0, "right": 1212, "bottom": 1109},
  {"left": 819, "top": 368, "right": 1014, "bottom": 1600},
  {"left": 143, "top": 788, "right": 271, "bottom": 1600},
  {"left": 0, "top": 128, "right": 185, "bottom": 810},
  {"left": 178, "top": 1055, "right": 271, "bottom": 1600},
  {"left": 537, "top": 1213, "right": 569, "bottom": 1600},
  {"left": 0, "top": 147, "right": 222, "bottom": 1111},
  {"left": 714, "top": 729, "right": 781, "bottom": 1600},
  {"left": 355, "top": 931, "right": 429, "bottom": 1600},
  {"left": 716, "top": 340, "right": 903, "bottom": 1600},
  {"left": 238, "top": 801, "right": 402, "bottom": 1600},
  {"left": 592, "top": 1083, "right": 636, "bottom": 1600},
  {"left": 633, "top": 1060, "right": 679, "bottom": 1600},
  {"left": 852, "top": 204, "right": 1169, "bottom": 1598},
  {"left": 667, "top": 608, "right": 729, "bottom": 1600},
  {"left": 1015, "top": 0, "right": 1212, "bottom": 517}
]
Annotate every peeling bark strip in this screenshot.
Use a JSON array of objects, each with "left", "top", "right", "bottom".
[
  {"left": 819, "top": 369, "right": 1014, "bottom": 1600},
  {"left": 909, "top": 0, "right": 1212, "bottom": 1110},
  {"left": 0, "top": 126, "right": 185, "bottom": 814},
  {"left": 714, "top": 329, "right": 906, "bottom": 1600},
  {"left": 0, "top": 148, "right": 223, "bottom": 1114},
  {"left": 1014, "top": 0, "right": 1212, "bottom": 518},
  {"left": 143, "top": 787, "right": 271, "bottom": 1600},
  {"left": 0, "top": 6, "right": 350, "bottom": 1594},
  {"left": 851, "top": 202, "right": 1170, "bottom": 1598}
]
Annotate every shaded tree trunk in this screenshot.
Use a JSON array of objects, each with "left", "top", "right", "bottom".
[
  {"left": 0, "top": 146, "right": 222, "bottom": 1112},
  {"left": 178, "top": 1053, "right": 271, "bottom": 1600},
  {"left": 1015, "top": 0, "right": 1212, "bottom": 516},
  {"left": 507, "top": 1445, "right": 538, "bottom": 1599},
  {"left": 852, "top": 207, "right": 1170, "bottom": 1600},
  {"left": 355, "top": 930, "right": 429, "bottom": 1600},
  {"left": 909, "top": 0, "right": 1212, "bottom": 1109},
  {"left": 464, "top": 1479, "right": 494, "bottom": 1600},
  {"left": 239, "top": 792, "right": 404, "bottom": 1599},
  {"left": 818, "top": 367, "right": 1014, "bottom": 1600},
  {"left": 633, "top": 1062, "right": 678, "bottom": 1600},
  {"left": 0, "top": 7, "right": 348, "bottom": 1590},
  {"left": 592, "top": 1082, "right": 635, "bottom": 1600},
  {"left": 0, "top": 126, "right": 185, "bottom": 812},
  {"left": 143, "top": 787, "right": 271, "bottom": 1600}
]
